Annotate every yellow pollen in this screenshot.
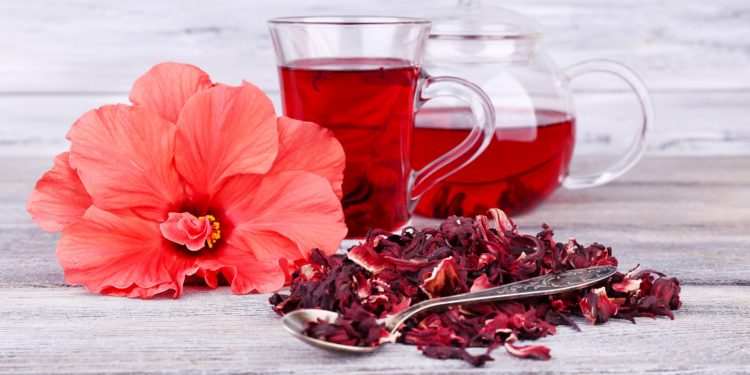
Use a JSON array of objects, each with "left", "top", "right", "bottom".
[{"left": 200, "top": 215, "right": 221, "bottom": 249}]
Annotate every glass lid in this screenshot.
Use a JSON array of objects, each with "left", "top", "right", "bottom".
[{"left": 428, "top": 0, "right": 543, "bottom": 40}]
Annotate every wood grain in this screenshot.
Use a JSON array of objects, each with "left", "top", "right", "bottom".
[
  {"left": 1, "top": 91, "right": 749, "bottom": 157},
  {"left": 2, "top": 0, "right": 749, "bottom": 93},
  {"left": 2, "top": 1, "right": 750, "bottom": 371},
  {"left": 3, "top": 156, "right": 749, "bottom": 289},
  {"left": 1, "top": 156, "right": 749, "bottom": 372},
  {"left": 1, "top": 0, "right": 749, "bottom": 157},
  {"left": 0, "top": 286, "right": 747, "bottom": 374}
]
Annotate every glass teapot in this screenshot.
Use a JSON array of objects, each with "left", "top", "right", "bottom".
[{"left": 413, "top": 1, "right": 653, "bottom": 218}]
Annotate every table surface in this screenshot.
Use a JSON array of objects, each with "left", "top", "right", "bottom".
[{"left": 1, "top": 156, "right": 749, "bottom": 374}]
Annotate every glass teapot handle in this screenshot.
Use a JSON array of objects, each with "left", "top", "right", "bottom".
[
  {"left": 562, "top": 59, "right": 654, "bottom": 189},
  {"left": 408, "top": 73, "right": 495, "bottom": 209}
]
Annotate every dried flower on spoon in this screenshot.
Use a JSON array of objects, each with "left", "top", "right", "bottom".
[
  {"left": 27, "top": 62, "right": 348, "bottom": 298},
  {"left": 270, "top": 209, "right": 681, "bottom": 366}
]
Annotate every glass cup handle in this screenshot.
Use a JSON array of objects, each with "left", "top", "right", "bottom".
[
  {"left": 409, "top": 74, "right": 495, "bottom": 210},
  {"left": 562, "top": 59, "right": 654, "bottom": 189}
]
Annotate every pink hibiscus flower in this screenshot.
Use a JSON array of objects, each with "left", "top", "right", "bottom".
[{"left": 28, "top": 62, "right": 347, "bottom": 298}]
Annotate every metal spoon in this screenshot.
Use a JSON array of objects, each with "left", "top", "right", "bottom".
[{"left": 281, "top": 265, "right": 617, "bottom": 353}]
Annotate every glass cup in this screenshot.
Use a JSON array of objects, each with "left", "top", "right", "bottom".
[{"left": 269, "top": 16, "right": 495, "bottom": 238}]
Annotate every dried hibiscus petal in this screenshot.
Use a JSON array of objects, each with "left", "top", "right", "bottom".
[
  {"left": 612, "top": 265, "right": 644, "bottom": 293},
  {"left": 579, "top": 287, "right": 619, "bottom": 324},
  {"left": 421, "top": 256, "right": 467, "bottom": 298},
  {"left": 503, "top": 334, "right": 551, "bottom": 360},
  {"left": 303, "top": 305, "right": 393, "bottom": 347},
  {"left": 270, "top": 208, "right": 682, "bottom": 366}
]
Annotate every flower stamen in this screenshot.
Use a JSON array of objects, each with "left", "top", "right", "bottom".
[{"left": 199, "top": 215, "right": 221, "bottom": 249}]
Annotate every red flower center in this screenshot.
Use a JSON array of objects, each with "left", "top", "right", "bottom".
[{"left": 159, "top": 212, "right": 221, "bottom": 251}]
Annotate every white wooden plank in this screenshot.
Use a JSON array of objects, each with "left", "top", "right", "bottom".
[
  {"left": 0, "top": 90, "right": 747, "bottom": 158},
  {"left": 0, "top": 285, "right": 747, "bottom": 373},
  {"left": 2, "top": 2, "right": 749, "bottom": 369},
  {"left": 0, "top": 0, "right": 749, "bottom": 93},
  {"left": 2, "top": 0, "right": 748, "bottom": 157},
  {"left": 570, "top": 90, "right": 750, "bottom": 156},
  {"left": 4, "top": 157, "right": 749, "bottom": 287}
]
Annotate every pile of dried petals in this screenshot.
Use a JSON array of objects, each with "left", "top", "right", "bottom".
[{"left": 270, "top": 209, "right": 681, "bottom": 366}]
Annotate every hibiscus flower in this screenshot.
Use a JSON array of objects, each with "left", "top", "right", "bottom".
[{"left": 28, "top": 62, "right": 348, "bottom": 298}]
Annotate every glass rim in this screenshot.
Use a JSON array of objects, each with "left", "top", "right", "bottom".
[
  {"left": 268, "top": 16, "right": 430, "bottom": 26},
  {"left": 429, "top": 33, "right": 541, "bottom": 41}
]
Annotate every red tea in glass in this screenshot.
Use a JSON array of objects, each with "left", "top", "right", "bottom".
[
  {"left": 413, "top": 108, "right": 575, "bottom": 217},
  {"left": 279, "top": 58, "right": 419, "bottom": 236},
  {"left": 269, "top": 17, "right": 495, "bottom": 238}
]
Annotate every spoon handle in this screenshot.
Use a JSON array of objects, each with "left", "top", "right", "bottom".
[{"left": 382, "top": 265, "right": 616, "bottom": 334}]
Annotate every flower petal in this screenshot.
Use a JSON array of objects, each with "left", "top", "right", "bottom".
[
  {"left": 347, "top": 242, "right": 389, "bottom": 274},
  {"left": 421, "top": 256, "right": 467, "bottom": 298},
  {"left": 195, "top": 268, "right": 221, "bottom": 289},
  {"left": 272, "top": 117, "right": 345, "bottom": 199},
  {"left": 469, "top": 273, "right": 494, "bottom": 293},
  {"left": 214, "top": 171, "right": 347, "bottom": 262},
  {"left": 67, "top": 104, "right": 182, "bottom": 221},
  {"left": 160, "top": 212, "right": 213, "bottom": 251},
  {"left": 57, "top": 206, "right": 198, "bottom": 299},
  {"left": 197, "top": 250, "right": 286, "bottom": 294},
  {"left": 129, "top": 62, "right": 213, "bottom": 123},
  {"left": 504, "top": 334, "right": 551, "bottom": 360},
  {"left": 579, "top": 287, "right": 619, "bottom": 324},
  {"left": 175, "top": 84, "right": 278, "bottom": 197},
  {"left": 28, "top": 152, "right": 92, "bottom": 232}
]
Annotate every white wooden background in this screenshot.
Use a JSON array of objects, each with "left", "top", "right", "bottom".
[
  {"left": 1, "top": 3, "right": 750, "bottom": 372},
  {"left": 1, "top": 0, "right": 749, "bottom": 158}
]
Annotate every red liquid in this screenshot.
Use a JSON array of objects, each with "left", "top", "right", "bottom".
[
  {"left": 413, "top": 109, "right": 575, "bottom": 218},
  {"left": 279, "top": 58, "right": 420, "bottom": 238}
]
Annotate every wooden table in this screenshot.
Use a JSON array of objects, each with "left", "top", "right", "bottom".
[{"left": 1, "top": 156, "right": 748, "bottom": 373}]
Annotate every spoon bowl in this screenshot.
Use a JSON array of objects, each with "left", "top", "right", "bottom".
[{"left": 281, "top": 309, "right": 381, "bottom": 353}]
